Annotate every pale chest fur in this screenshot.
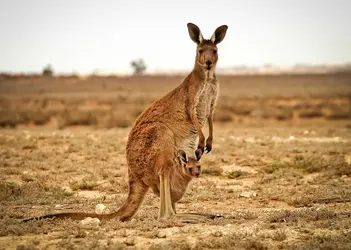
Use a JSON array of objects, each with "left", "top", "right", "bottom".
[
  {"left": 178, "top": 75, "right": 219, "bottom": 157},
  {"left": 195, "top": 77, "right": 219, "bottom": 126}
]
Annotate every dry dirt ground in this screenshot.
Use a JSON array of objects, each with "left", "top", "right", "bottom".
[
  {"left": 0, "top": 74, "right": 350, "bottom": 249},
  {"left": 0, "top": 121, "right": 350, "bottom": 249}
]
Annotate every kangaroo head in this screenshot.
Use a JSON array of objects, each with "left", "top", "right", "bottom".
[
  {"left": 178, "top": 150, "right": 202, "bottom": 178},
  {"left": 187, "top": 23, "right": 228, "bottom": 71}
]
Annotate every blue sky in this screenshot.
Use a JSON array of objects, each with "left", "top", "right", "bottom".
[{"left": 0, "top": 0, "right": 350, "bottom": 74}]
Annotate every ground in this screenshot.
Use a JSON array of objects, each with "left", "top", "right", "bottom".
[{"left": 0, "top": 74, "right": 350, "bottom": 249}]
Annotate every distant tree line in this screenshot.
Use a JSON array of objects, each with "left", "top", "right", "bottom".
[{"left": 41, "top": 58, "right": 148, "bottom": 76}]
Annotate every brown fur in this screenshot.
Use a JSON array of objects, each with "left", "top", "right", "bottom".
[{"left": 23, "top": 23, "right": 227, "bottom": 222}]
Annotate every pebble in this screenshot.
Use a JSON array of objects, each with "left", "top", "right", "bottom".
[
  {"left": 239, "top": 191, "right": 257, "bottom": 198},
  {"left": 157, "top": 231, "right": 167, "bottom": 238},
  {"left": 80, "top": 217, "right": 101, "bottom": 227},
  {"left": 95, "top": 204, "right": 107, "bottom": 214},
  {"left": 124, "top": 237, "right": 136, "bottom": 246}
]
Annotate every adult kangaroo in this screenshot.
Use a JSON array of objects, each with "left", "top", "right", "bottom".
[
  {"left": 126, "top": 23, "right": 227, "bottom": 221},
  {"left": 23, "top": 23, "right": 227, "bottom": 222}
]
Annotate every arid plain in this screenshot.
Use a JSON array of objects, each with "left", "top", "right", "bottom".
[{"left": 0, "top": 73, "right": 350, "bottom": 249}]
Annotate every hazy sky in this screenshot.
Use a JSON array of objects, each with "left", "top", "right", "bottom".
[{"left": 0, "top": 0, "right": 350, "bottom": 74}]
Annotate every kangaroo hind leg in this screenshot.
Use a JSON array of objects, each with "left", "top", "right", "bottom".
[{"left": 158, "top": 171, "right": 176, "bottom": 219}]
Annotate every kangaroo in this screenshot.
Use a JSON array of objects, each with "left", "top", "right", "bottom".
[
  {"left": 23, "top": 23, "right": 227, "bottom": 222},
  {"left": 184, "top": 22, "right": 228, "bottom": 160}
]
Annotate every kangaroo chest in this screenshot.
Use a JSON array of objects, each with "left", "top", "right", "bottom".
[
  {"left": 195, "top": 78, "right": 218, "bottom": 126},
  {"left": 177, "top": 77, "right": 219, "bottom": 157}
]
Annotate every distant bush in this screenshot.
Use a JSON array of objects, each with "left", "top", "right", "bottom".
[
  {"left": 130, "top": 59, "right": 147, "bottom": 75},
  {"left": 325, "top": 107, "right": 350, "bottom": 120},
  {"left": 275, "top": 107, "right": 293, "bottom": 120},
  {"left": 299, "top": 109, "right": 323, "bottom": 118},
  {"left": 42, "top": 64, "right": 54, "bottom": 76},
  {"left": 214, "top": 111, "right": 233, "bottom": 122}
]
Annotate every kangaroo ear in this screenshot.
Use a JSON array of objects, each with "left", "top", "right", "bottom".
[
  {"left": 178, "top": 150, "right": 188, "bottom": 166},
  {"left": 187, "top": 23, "right": 204, "bottom": 45},
  {"left": 210, "top": 25, "right": 228, "bottom": 45}
]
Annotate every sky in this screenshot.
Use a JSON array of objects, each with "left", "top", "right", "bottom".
[{"left": 0, "top": 0, "right": 350, "bottom": 74}]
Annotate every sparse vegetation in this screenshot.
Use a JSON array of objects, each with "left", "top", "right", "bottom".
[
  {"left": 42, "top": 64, "right": 54, "bottom": 76},
  {"left": 0, "top": 74, "right": 350, "bottom": 249},
  {"left": 299, "top": 109, "right": 323, "bottom": 118},
  {"left": 268, "top": 208, "right": 338, "bottom": 223},
  {"left": 264, "top": 156, "right": 350, "bottom": 176},
  {"left": 131, "top": 58, "right": 147, "bottom": 75},
  {"left": 192, "top": 232, "right": 267, "bottom": 250},
  {"left": 0, "top": 74, "right": 350, "bottom": 128},
  {"left": 201, "top": 164, "right": 223, "bottom": 176},
  {"left": 70, "top": 179, "right": 99, "bottom": 191},
  {"left": 226, "top": 170, "right": 249, "bottom": 179}
]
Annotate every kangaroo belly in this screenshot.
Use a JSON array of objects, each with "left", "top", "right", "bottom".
[{"left": 196, "top": 80, "right": 218, "bottom": 126}]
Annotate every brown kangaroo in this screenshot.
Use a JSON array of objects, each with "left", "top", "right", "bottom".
[{"left": 23, "top": 23, "right": 227, "bottom": 222}]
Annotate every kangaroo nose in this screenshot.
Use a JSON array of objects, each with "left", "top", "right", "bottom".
[
  {"left": 195, "top": 173, "right": 200, "bottom": 178},
  {"left": 206, "top": 60, "right": 212, "bottom": 66}
]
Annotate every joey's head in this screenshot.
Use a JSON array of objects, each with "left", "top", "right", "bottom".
[
  {"left": 178, "top": 150, "right": 202, "bottom": 178},
  {"left": 187, "top": 23, "right": 228, "bottom": 71}
]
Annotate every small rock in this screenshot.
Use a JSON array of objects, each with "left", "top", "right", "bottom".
[
  {"left": 55, "top": 204, "right": 65, "bottom": 209},
  {"left": 212, "top": 231, "right": 223, "bottom": 237},
  {"left": 341, "top": 175, "right": 348, "bottom": 179},
  {"left": 289, "top": 136, "right": 295, "bottom": 141},
  {"left": 62, "top": 186, "right": 72, "bottom": 192},
  {"left": 80, "top": 217, "right": 100, "bottom": 227},
  {"left": 124, "top": 237, "right": 136, "bottom": 246},
  {"left": 157, "top": 231, "right": 167, "bottom": 238},
  {"left": 345, "top": 155, "right": 351, "bottom": 164},
  {"left": 303, "top": 130, "right": 309, "bottom": 135},
  {"left": 95, "top": 204, "right": 107, "bottom": 214},
  {"left": 239, "top": 191, "right": 257, "bottom": 198}
]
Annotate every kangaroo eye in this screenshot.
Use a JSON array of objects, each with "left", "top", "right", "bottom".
[
  {"left": 213, "top": 50, "right": 217, "bottom": 54},
  {"left": 198, "top": 50, "right": 203, "bottom": 54}
]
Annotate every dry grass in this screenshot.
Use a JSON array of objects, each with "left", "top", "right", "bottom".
[
  {"left": 1, "top": 124, "right": 349, "bottom": 249},
  {"left": 0, "top": 181, "right": 73, "bottom": 206},
  {"left": 268, "top": 208, "right": 338, "bottom": 223},
  {"left": 0, "top": 74, "right": 350, "bottom": 249},
  {"left": 264, "top": 155, "right": 351, "bottom": 176},
  {"left": 226, "top": 170, "right": 250, "bottom": 179},
  {"left": 201, "top": 165, "right": 223, "bottom": 176},
  {"left": 286, "top": 232, "right": 351, "bottom": 250},
  {"left": 0, "top": 74, "right": 350, "bottom": 129}
]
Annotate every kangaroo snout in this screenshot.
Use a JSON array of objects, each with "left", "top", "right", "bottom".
[{"left": 205, "top": 60, "right": 213, "bottom": 69}]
